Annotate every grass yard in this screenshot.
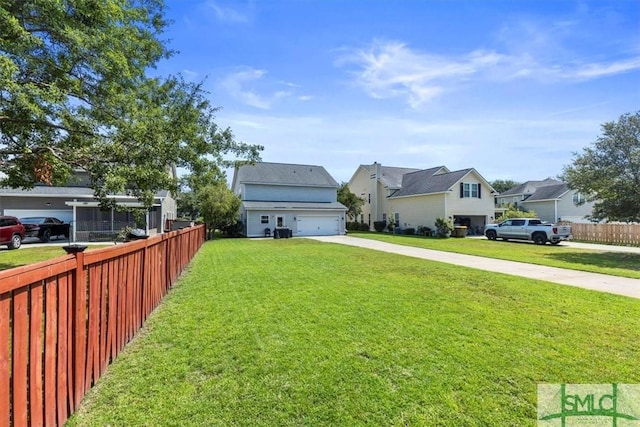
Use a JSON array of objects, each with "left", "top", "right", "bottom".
[
  {"left": 68, "top": 238, "right": 640, "bottom": 426},
  {"left": 349, "top": 231, "right": 640, "bottom": 279},
  {"left": 0, "top": 244, "right": 109, "bottom": 270}
]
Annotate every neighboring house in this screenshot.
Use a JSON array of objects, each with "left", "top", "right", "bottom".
[
  {"left": 232, "top": 162, "right": 347, "bottom": 237},
  {"left": 496, "top": 179, "right": 595, "bottom": 223},
  {"left": 0, "top": 170, "right": 178, "bottom": 240},
  {"left": 348, "top": 162, "right": 497, "bottom": 233}
]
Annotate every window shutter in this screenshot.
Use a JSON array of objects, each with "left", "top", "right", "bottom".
[
  {"left": 478, "top": 184, "right": 481, "bottom": 198},
  {"left": 460, "top": 182, "right": 464, "bottom": 198}
]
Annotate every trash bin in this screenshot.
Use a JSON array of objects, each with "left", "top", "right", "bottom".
[
  {"left": 273, "top": 227, "right": 291, "bottom": 238},
  {"left": 453, "top": 226, "right": 467, "bottom": 238}
]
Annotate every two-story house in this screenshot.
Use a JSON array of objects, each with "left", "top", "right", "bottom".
[
  {"left": 232, "top": 162, "right": 347, "bottom": 237},
  {"left": 496, "top": 179, "right": 595, "bottom": 223},
  {"left": 348, "top": 162, "right": 496, "bottom": 233}
]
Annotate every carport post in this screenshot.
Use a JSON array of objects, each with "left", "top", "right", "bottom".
[{"left": 72, "top": 200, "right": 77, "bottom": 242}]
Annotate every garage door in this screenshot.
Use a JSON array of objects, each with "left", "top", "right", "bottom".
[
  {"left": 4, "top": 209, "right": 73, "bottom": 223},
  {"left": 296, "top": 215, "right": 340, "bottom": 236}
]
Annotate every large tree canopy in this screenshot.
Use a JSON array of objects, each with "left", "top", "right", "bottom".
[
  {"left": 0, "top": 1, "right": 261, "bottom": 207},
  {"left": 562, "top": 111, "right": 640, "bottom": 222}
]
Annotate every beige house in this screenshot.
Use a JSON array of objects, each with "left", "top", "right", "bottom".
[{"left": 348, "top": 162, "right": 497, "bottom": 234}]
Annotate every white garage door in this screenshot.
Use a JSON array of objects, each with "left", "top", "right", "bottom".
[
  {"left": 296, "top": 215, "right": 340, "bottom": 236},
  {"left": 4, "top": 209, "right": 73, "bottom": 223}
]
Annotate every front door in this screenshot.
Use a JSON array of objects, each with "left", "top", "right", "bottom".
[{"left": 277, "top": 216, "right": 284, "bottom": 227}]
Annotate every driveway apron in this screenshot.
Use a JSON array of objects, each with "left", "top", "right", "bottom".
[{"left": 307, "top": 235, "right": 640, "bottom": 300}]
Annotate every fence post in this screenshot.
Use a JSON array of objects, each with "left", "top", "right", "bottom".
[{"left": 62, "top": 244, "right": 88, "bottom": 410}]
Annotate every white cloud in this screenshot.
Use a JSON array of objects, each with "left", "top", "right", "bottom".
[
  {"left": 572, "top": 57, "right": 640, "bottom": 79},
  {"left": 218, "top": 68, "right": 307, "bottom": 109},
  {"left": 206, "top": 1, "right": 249, "bottom": 24},
  {"left": 337, "top": 29, "right": 640, "bottom": 107},
  {"left": 337, "top": 40, "right": 504, "bottom": 108},
  {"left": 219, "top": 68, "right": 271, "bottom": 109}
]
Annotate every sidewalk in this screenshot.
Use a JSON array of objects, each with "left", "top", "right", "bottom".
[{"left": 307, "top": 235, "right": 640, "bottom": 300}]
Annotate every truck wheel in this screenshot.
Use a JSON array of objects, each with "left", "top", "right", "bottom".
[
  {"left": 8, "top": 234, "right": 22, "bottom": 250},
  {"left": 533, "top": 233, "right": 547, "bottom": 245},
  {"left": 550, "top": 240, "right": 561, "bottom": 245},
  {"left": 40, "top": 229, "right": 51, "bottom": 243},
  {"left": 485, "top": 230, "right": 497, "bottom": 240}
]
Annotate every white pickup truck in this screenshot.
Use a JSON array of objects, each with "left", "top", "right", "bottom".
[{"left": 484, "top": 218, "right": 572, "bottom": 245}]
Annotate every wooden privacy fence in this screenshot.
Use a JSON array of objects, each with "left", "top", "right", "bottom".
[
  {"left": 0, "top": 224, "right": 206, "bottom": 427},
  {"left": 570, "top": 223, "right": 640, "bottom": 246}
]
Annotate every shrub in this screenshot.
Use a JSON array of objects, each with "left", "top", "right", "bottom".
[
  {"left": 347, "top": 222, "right": 370, "bottom": 231},
  {"left": 405, "top": 227, "right": 415, "bottom": 235},
  {"left": 499, "top": 203, "right": 538, "bottom": 220},
  {"left": 373, "top": 221, "right": 386, "bottom": 232},
  {"left": 434, "top": 217, "right": 454, "bottom": 238},
  {"left": 417, "top": 226, "right": 432, "bottom": 236}
]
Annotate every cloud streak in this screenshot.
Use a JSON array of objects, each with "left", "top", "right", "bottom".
[{"left": 338, "top": 36, "right": 640, "bottom": 108}]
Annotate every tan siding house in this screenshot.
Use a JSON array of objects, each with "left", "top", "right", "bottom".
[{"left": 348, "top": 163, "right": 496, "bottom": 234}]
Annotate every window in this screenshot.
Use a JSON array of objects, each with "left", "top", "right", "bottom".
[
  {"left": 461, "top": 182, "right": 481, "bottom": 198},
  {"left": 382, "top": 213, "right": 387, "bottom": 222},
  {"left": 260, "top": 215, "right": 269, "bottom": 224},
  {"left": 394, "top": 212, "right": 400, "bottom": 224},
  {"left": 572, "top": 192, "right": 585, "bottom": 206}
]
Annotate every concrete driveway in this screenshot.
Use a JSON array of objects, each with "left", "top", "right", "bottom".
[{"left": 307, "top": 235, "right": 640, "bottom": 300}]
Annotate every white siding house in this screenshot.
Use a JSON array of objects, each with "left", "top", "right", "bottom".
[{"left": 232, "top": 162, "right": 347, "bottom": 237}]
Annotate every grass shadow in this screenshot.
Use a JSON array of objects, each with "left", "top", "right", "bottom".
[{"left": 546, "top": 251, "right": 640, "bottom": 272}]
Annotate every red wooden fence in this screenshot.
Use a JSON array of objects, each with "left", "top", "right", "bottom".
[{"left": 0, "top": 225, "right": 205, "bottom": 427}]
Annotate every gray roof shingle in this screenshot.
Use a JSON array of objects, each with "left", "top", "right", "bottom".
[
  {"left": 389, "top": 168, "right": 473, "bottom": 198},
  {"left": 361, "top": 164, "right": 421, "bottom": 189},
  {"left": 500, "top": 178, "right": 563, "bottom": 196},
  {"left": 522, "top": 183, "right": 569, "bottom": 201},
  {"left": 235, "top": 162, "right": 339, "bottom": 187}
]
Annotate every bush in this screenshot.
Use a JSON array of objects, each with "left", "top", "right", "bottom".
[
  {"left": 405, "top": 227, "right": 415, "bottom": 235},
  {"left": 417, "top": 226, "right": 432, "bottom": 236},
  {"left": 373, "top": 221, "right": 386, "bottom": 232},
  {"left": 434, "top": 217, "right": 454, "bottom": 238},
  {"left": 499, "top": 204, "right": 538, "bottom": 220},
  {"left": 347, "top": 222, "right": 370, "bottom": 231}
]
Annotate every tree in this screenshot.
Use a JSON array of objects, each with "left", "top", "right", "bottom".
[
  {"left": 337, "top": 182, "right": 364, "bottom": 221},
  {"left": 562, "top": 111, "right": 640, "bottom": 222},
  {"left": 0, "top": 1, "right": 261, "bottom": 208},
  {"left": 197, "top": 182, "right": 241, "bottom": 238},
  {"left": 499, "top": 204, "right": 538, "bottom": 220},
  {"left": 490, "top": 179, "right": 520, "bottom": 194}
]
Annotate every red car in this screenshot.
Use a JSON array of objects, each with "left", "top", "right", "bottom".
[
  {"left": 20, "top": 217, "right": 70, "bottom": 242},
  {"left": 0, "top": 216, "right": 26, "bottom": 249}
]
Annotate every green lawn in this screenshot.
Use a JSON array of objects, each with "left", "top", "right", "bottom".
[
  {"left": 68, "top": 239, "right": 640, "bottom": 426},
  {"left": 0, "top": 244, "right": 109, "bottom": 270},
  {"left": 348, "top": 231, "right": 640, "bottom": 279}
]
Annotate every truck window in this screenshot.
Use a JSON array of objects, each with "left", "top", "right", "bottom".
[
  {"left": 528, "top": 220, "right": 541, "bottom": 225},
  {"left": 512, "top": 220, "right": 526, "bottom": 226}
]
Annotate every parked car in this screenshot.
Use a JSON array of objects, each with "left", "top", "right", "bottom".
[
  {"left": 20, "top": 217, "right": 70, "bottom": 242},
  {"left": 0, "top": 216, "right": 26, "bottom": 249},
  {"left": 484, "top": 218, "right": 572, "bottom": 245}
]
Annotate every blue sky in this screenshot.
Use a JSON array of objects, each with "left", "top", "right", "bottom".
[{"left": 158, "top": 0, "right": 640, "bottom": 185}]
